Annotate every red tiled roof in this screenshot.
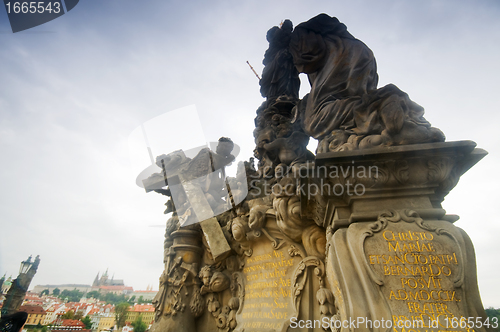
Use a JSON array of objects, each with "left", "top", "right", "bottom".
[
  {"left": 24, "top": 294, "right": 40, "bottom": 300},
  {"left": 98, "top": 286, "right": 133, "bottom": 290},
  {"left": 19, "top": 305, "right": 46, "bottom": 315},
  {"left": 61, "top": 319, "right": 85, "bottom": 327},
  {"left": 129, "top": 305, "right": 154, "bottom": 312},
  {"left": 87, "top": 308, "right": 99, "bottom": 315}
]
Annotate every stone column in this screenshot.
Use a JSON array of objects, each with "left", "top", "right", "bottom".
[{"left": 150, "top": 229, "right": 204, "bottom": 332}]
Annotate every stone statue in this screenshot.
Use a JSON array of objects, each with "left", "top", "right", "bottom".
[
  {"left": 260, "top": 19, "right": 300, "bottom": 102},
  {"left": 290, "top": 14, "right": 445, "bottom": 152},
  {"left": 144, "top": 14, "right": 489, "bottom": 332}
]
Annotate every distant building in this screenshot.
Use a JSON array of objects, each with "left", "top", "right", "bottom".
[
  {"left": 32, "top": 285, "right": 92, "bottom": 294},
  {"left": 122, "top": 323, "right": 134, "bottom": 332},
  {"left": 92, "top": 270, "right": 124, "bottom": 288},
  {"left": 125, "top": 304, "right": 155, "bottom": 326},
  {"left": 33, "top": 269, "right": 134, "bottom": 296},
  {"left": 19, "top": 305, "right": 47, "bottom": 325},
  {"left": 22, "top": 291, "right": 44, "bottom": 307},
  {"left": 1, "top": 276, "right": 12, "bottom": 294},
  {"left": 97, "top": 313, "right": 115, "bottom": 332},
  {"left": 43, "top": 303, "right": 66, "bottom": 325},
  {"left": 90, "top": 304, "right": 115, "bottom": 332},
  {"left": 131, "top": 285, "right": 157, "bottom": 302},
  {"left": 91, "top": 270, "right": 133, "bottom": 295},
  {"left": 58, "top": 319, "right": 85, "bottom": 329}
]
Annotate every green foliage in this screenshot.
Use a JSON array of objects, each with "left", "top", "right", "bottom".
[
  {"left": 71, "top": 290, "right": 130, "bottom": 305},
  {"left": 137, "top": 296, "right": 145, "bottom": 304},
  {"left": 115, "top": 302, "right": 130, "bottom": 329},
  {"left": 59, "top": 289, "right": 84, "bottom": 302},
  {"left": 40, "top": 289, "right": 49, "bottom": 296},
  {"left": 41, "top": 326, "right": 48, "bottom": 332},
  {"left": 131, "top": 316, "right": 147, "bottom": 332},
  {"left": 52, "top": 288, "right": 60, "bottom": 296},
  {"left": 128, "top": 295, "right": 136, "bottom": 304},
  {"left": 102, "top": 292, "right": 129, "bottom": 305},
  {"left": 86, "top": 290, "right": 101, "bottom": 300},
  {"left": 61, "top": 310, "right": 75, "bottom": 319},
  {"left": 81, "top": 316, "right": 92, "bottom": 329}
]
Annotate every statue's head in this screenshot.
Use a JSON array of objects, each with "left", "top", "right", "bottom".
[
  {"left": 294, "top": 14, "right": 350, "bottom": 37},
  {"left": 281, "top": 19, "right": 293, "bottom": 32},
  {"left": 290, "top": 14, "right": 354, "bottom": 74},
  {"left": 216, "top": 137, "right": 234, "bottom": 157},
  {"left": 290, "top": 27, "right": 328, "bottom": 74},
  {"left": 199, "top": 266, "right": 212, "bottom": 286}
]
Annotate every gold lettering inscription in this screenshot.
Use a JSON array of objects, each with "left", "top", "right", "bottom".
[
  {"left": 370, "top": 229, "right": 463, "bottom": 331},
  {"left": 239, "top": 248, "right": 295, "bottom": 330}
]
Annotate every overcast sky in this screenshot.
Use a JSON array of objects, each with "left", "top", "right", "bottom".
[{"left": 1, "top": 0, "right": 499, "bottom": 307}]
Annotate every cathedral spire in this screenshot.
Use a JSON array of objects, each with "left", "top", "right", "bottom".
[{"left": 93, "top": 272, "right": 100, "bottom": 286}]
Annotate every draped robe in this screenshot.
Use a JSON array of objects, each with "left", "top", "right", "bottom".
[{"left": 290, "top": 15, "right": 444, "bottom": 148}]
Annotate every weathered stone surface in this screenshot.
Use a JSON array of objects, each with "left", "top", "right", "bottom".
[{"left": 200, "top": 217, "right": 231, "bottom": 262}]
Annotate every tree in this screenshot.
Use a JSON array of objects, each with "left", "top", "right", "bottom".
[
  {"left": 131, "top": 316, "right": 147, "bottom": 332},
  {"left": 115, "top": 302, "right": 130, "bottom": 329},
  {"left": 101, "top": 292, "right": 129, "bottom": 305},
  {"left": 52, "top": 288, "right": 60, "bottom": 296},
  {"left": 59, "top": 289, "right": 84, "bottom": 302},
  {"left": 62, "top": 310, "right": 75, "bottom": 319},
  {"left": 128, "top": 295, "right": 136, "bottom": 304},
  {"left": 87, "top": 290, "right": 101, "bottom": 300},
  {"left": 40, "top": 289, "right": 49, "bottom": 296},
  {"left": 137, "top": 296, "right": 144, "bottom": 304},
  {"left": 81, "top": 316, "right": 92, "bottom": 329}
]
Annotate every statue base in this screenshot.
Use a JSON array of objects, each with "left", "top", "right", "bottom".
[{"left": 298, "top": 141, "right": 490, "bottom": 332}]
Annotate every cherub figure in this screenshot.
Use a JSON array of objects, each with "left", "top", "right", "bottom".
[{"left": 198, "top": 266, "right": 230, "bottom": 295}]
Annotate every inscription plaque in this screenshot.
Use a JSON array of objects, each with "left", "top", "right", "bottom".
[
  {"left": 364, "top": 218, "right": 468, "bottom": 331},
  {"left": 235, "top": 238, "right": 300, "bottom": 332}
]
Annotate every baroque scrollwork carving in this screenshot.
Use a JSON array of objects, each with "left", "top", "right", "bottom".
[
  {"left": 153, "top": 257, "right": 199, "bottom": 319},
  {"left": 361, "top": 209, "right": 465, "bottom": 288},
  {"left": 289, "top": 255, "right": 338, "bottom": 331},
  {"left": 193, "top": 264, "right": 242, "bottom": 332},
  {"left": 316, "top": 287, "right": 337, "bottom": 331}
]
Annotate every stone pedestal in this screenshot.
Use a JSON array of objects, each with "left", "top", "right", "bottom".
[{"left": 298, "top": 141, "right": 491, "bottom": 332}]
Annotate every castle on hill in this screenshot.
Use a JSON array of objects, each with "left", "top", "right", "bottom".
[
  {"left": 92, "top": 269, "right": 124, "bottom": 287},
  {"left": 33, "top": 269, "right": 133, "bottom": 295}
]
